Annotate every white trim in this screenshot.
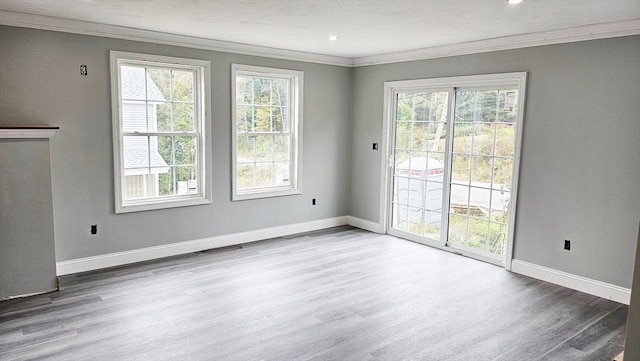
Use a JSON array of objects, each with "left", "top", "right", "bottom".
[
  {"left": 56, "top": 216, "right": 349, "bottom": 275},
  {"left": 511, "top": 260, "right": 631, "bottom": 305},
  {"left": 0, "top": 128, "right": 58, "bottom": 139},
  {"left": 388, "top": 228, "right": 505, "bottom": 268},
  {"left": 346, "top": 216, "right": 383, "bottom": 233},
  {"left": 353, "top": 19, "right": 640, "bottom": 66},
  {"left": 1, "top": 12, "right": 637, "bottom": 67},
  {"left": 53, "top": 217, "right": 633, "bottom": 306},
  {"left": 504, "top": 72, "right": 527, "bottom": 271},
  {"left": 0, "top": 11, "right": 352, "bottom": 67},
  {"left": 379, "top": 83, "right": 393, "bottom": 234},
  {"left": 231, "top": 64, "right": 303, "bottom": 201},
  {"left": 381, "top": 73, "right": 527, "bottom": 269}
]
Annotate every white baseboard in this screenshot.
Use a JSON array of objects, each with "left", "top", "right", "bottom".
[
  {"left": 346, "top": 216, "right": 383, "bottom": 233},
  {"left": 511, "top": 259, "right": 631, "bottom": 305},
  {"left": 57, "top": 216, "right": 349, "bottom": 276},
  {"left": 60, "top": 218, "right": 631, "bottom": 306}
]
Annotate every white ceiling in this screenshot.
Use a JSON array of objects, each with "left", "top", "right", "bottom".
[{"left": 0, "top": 0, "right": 638, "bottom": 61}]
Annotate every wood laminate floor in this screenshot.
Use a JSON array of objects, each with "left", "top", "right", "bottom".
[{"left": 0, "top": 226, "right": 628, "bottom": 360}]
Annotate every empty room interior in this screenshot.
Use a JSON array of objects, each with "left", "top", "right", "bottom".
[{"left": 1, "top": 1, "right": 639, "bottom": 360}]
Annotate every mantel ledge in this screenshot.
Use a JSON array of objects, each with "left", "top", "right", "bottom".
[{"left": 0, "top": 126, "right": 60, "bottom": 139}]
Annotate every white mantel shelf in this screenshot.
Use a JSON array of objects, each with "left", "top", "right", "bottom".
[{"left": 0, "top": 125, "right": 59, "bottom": 139}]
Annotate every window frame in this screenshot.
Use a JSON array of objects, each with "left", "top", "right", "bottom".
[
  {"left": 110, "top": 51, "right": 212, "bottom": 213},
  {"left": 231, "top": 64, "right": 303, "bottom": 201},
  {"left": 381, "top": 72, "right": 527, "bottom": 270}
]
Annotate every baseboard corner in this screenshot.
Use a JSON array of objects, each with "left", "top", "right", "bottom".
[
  {"left": 510, "top": 259, "right": 631, "bottom": 305},
  {"left": 346, "top": 216, "right": 383, "bottom": 233}
]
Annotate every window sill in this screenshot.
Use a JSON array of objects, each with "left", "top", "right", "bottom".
[
  {"left": 232, "top": 188, "right": 302, "bottom": 201},
  {"left": 117, "top": 195, "right": 211, "bottom": 213}
]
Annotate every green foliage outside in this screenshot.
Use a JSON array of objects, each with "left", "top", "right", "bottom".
[
  {"left": 395, "top": 89, "right": 518, "bottom": 256},
  {"left": 236, "top": 76, "right": 291, "bottom": 189},
  {"left": 148, "top": 68, "right": 197, "bottom": 196}
]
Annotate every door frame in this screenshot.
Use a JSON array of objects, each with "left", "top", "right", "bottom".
[{"left": 379, "top": 72, "right": 527, "bottom": 270}]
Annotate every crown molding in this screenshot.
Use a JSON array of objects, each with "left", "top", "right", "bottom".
[
  {"left": 353, "top": 19, "right": 640, "bottom": 66},
  {"left": 0, "top": 10, "right": 353, "bottom": 67},
  {"left": 1, "top": 11, "right": 638, "bottom": 68}
]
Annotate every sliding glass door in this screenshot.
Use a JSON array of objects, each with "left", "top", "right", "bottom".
[{"left": 385, "top": 73, "right": 526, "bottom": 266}]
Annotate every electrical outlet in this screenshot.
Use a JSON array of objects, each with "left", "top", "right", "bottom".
[
  {"left": 564, "top": 240, "right": 571, "bottom": 251},
  {"left": 80, "top": 64, "right": 88, "bottom": 76},
  {"left": 312, "top": 198, "right": 316, "bottom": 205},
  {"left": 91, "top": 224, "right": 97, "bottom": 235}
]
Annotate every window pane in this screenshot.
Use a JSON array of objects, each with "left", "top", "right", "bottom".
[
  {"left": 491, "top": 189, "right": 511, "bottom": 218},
  {"left": 156, "top": 103, "right": 172, "bottom": 132},
  {"left": 468, "top": 219, "right": 490, "bottom": 251},
  {"left": 122, "top": 136, "right": 168, "bottom": 172},
  {"left": 414, "top": 93, "right": 430, "bottom": 121},
  {"left": 488, "top": 221, "right": 508, "bottom": 254},
  {"left": 448, "top": 213, "right": 468, "bottom": 245},
  {"left": 394, "top": 150, "right": 411, "bottom": 169},
  {"left": 236, "top": 105, "right": 253, "bottom": 133},
  {"left": 273, "top": 135, "right": 290, "bottom": 161},
  {"left": 396, "top": 94, "right": 413, "bottom": 121},
  {"left": 412, "top": 122, "right": 429, "bottom": 151},
  {"left": 236, "top": 76, "right": 251, "bottom": 104},
  {"left": 471, "top": 123, "right": 496, "bottom": 156},
  {"left": 253, "top": 78, "right": 271, "bottom": 105},
  {"left": 237, "top": 163, "right": 255, "bottom": 189},
  {"left": 121, "top": 66, "right": 164, "bottom": 102},
  {"left": 254, "top": 163, "right": 274, "bottom": 188},
  {"left": 271, "top": 107, "right": 284, "bottom": 132},
  {"left": 122, "top": 102, "right": 156, "bottom": 132},
  {"left": 254, "top": 106, "right": 271, "bottom": 132},
  {"left": 452, "top": 123, "right": 472, "bottom": 154},
  {"left": 274, "top": 161, "right": 290, "bottom": 186},
  {"left": 236, "top": 135, "right": 254, "bottom": 161},
  {"left": 157, "top": 136, "right": 197, "bottom": 166},
  {"left": 174, "top": 136, "right": 197, "bottom": 165},
  {"left": 428, "top": 122, "right": 446, "bottom": 152},
  {"left": 271, "top": 78, "right": 289, "bottom": 106},
  {"left": 146, "top": 68, "right": 171, "bottom": 100},
  {"left": 495, "top": 124, "right": 515, "bottom": 157},
  {"left": 493, "top": 157, "right": 513, "bottom": 186},
  {"left": 173, "top": 103, "right": 194, "bottom": 132},
  {"left": 281, "top": 107, "right": 290, "bottom": 132},
  {"left": 395, "top": 124, "right": 412, "bottom": 150},
  {"left": 171, "top": 70, "right": 194, "bottom": 102},
  {"left": 157, "top": 165, "right": 198, "bottom": 196},
  {"left": 451, "top": 154, "right": 470, "bottom": 184},
  {"left": 254, "top": 135, "right": 274, "bottom": 162},
  {"left": 450, "top": 184, "right": 470, "bottom": 216},
  {"left": 470, "top": 155, "right": 492, "bottom": 183},
  {"left": 499, "top": 90, "right": 519, "bottom": 122},
  {"left": 156, "top": 103, "right": 194, "bottom": 132},
  {"left": 176, "top": 165, "right": 198, "bottom": 194}
]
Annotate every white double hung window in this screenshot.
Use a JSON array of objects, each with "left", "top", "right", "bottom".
[
  {"left": 110, "top": 51, "right": 211, "bottom": 213},
  {"left": 232, "top": 64, "right": 303, "bottom": 200}
]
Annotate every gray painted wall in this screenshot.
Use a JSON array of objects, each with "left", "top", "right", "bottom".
[
  {"left": 1, "top": 25, "right": 638, "bottom": 293},
  {"left": 0, "top": 139, "right": 57, "bottom": 298},
  {"left": 0, "top": 25, "right": 352, "bottom": 261},
  {"left": 350, "top": 36, "right": 640, "bottom": 288},
  {"left": 624, "top": 223, "right": 640, "bottom": 359}
]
